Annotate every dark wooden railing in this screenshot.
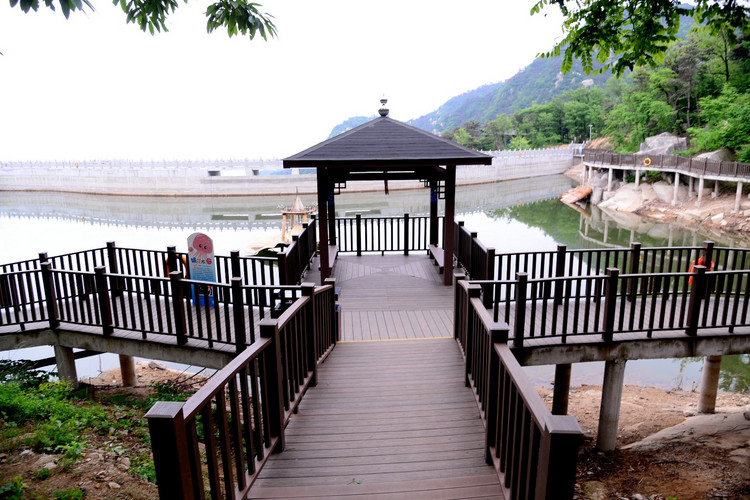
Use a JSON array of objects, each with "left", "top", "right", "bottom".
[
  {"left": 454, "top": 279, "right": 582, "bottom": 499},
  {"left": 473, "top": 262, "right": 750, "bottom": 347},
  {"left": 0, "top": 260, "right": 308, "bottom": 352},
  {"left": 334, "top": 214, "right": 444, "bottom": 255},
  {"left": 454, "top": 221, "right": 496, "bottom": 281},
  {"left": 583, "top": 150, "right": 750, "bottom": 179},
  {"left": 145, "top": 282, "right": 337, "bottom": 499}
]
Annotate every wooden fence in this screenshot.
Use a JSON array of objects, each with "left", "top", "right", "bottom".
[
  {"left": 145, "top": 282, "right": 337, "bottom": 499},
  {"left": 454, "top": 278, "right": 582, "bottom": 499},
  {"left": 583, "top": 150, "right": 750, "bottom": 180},
  {"left": 334, "top": 213, "right": 444, "bottom": 255}
]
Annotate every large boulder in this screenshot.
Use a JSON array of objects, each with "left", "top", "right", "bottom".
[
  {"left": 639, "top": 132, "right": 688, "bottom": 155},
  {"left": 695, "top": 148, "right": 734, "bottom": 161}
]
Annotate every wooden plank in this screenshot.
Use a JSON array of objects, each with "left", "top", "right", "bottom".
[{"left": 253, "top": 338, "right": 500, "bottom": 493}]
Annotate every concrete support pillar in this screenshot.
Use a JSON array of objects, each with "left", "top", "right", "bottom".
[
  {"left": 597, "top": 358, "right": 627, "bottom": 451},
  {"left": 54, "top": 344, "right": 79, "bottom": 388},
  {"left": 607, "top": 168, "right": 613, "bottom": 191},
  {"left": 603, "top": 220, "right": 609, "bottom": 244},
  {"left": 696, "top": 177, "right": 705, "bottom": 207},
  {"left": 672, "top": 172, "right": 680, "bottom": 206},
  {"left": 712, "top": 180, "right": 719, "bottom": 198},
  {"left": 634, "top": 169, "right": 640, "bottom": 189},
  {"left": 698, "top": 355, "right": 722, "bottom": 414},
  {"left": 119, "top": 354, "right": 137, "bottom": 387},
  {"left": 734, "top": 182, "right": 743, "bottom": 214},
  {"left": 552, "top": 363, "right": 572, "bottom": 415},
  {"left": 688, "top": 177, "right": 694, "bottom": 198}
]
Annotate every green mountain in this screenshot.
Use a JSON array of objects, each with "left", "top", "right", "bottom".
[
  {"left": 407, "top": 56, "right": 612, "bottom": 134},
  {"left": 327, "top": 56, "right": 612, "bottom": 138}
]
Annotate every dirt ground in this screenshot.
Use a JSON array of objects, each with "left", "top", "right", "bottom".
[
  {"left": 2, "top": 365, "right": 749, "bottom": 499},
  {"left": 536, "top": 384, "right": 750, "bottom": 499}
]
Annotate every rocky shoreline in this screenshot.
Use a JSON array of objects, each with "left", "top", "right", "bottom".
[{"left": 565, "top": 162, "right": 750, "bottom": 246}]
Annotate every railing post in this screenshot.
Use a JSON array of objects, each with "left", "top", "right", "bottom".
[
  {"left": 453, "top": 271, "right": 467, "bottom": 342},
  {"left": 702, "top": 240, "right": 715, "bottom": 296},
  {"left": 166, "top": 246, "right": 177, "bottom": 276},
  {"left": 40, "top": 262, "right": 60, "bottom": 330},
  {"left": 260, "top": 319, "right": 286, "bottom": 452},
  {"left": 324, "top": 277, "right": 339, "bottom": 343},
  {"left": 95, "top": 267, "right": 113, "bottom": 336},
  {"left": 464, "top": 283, "right": 482, "bottom": 387},
  {"left": 106, "top": 242, "right": 122, "bottom": 297},
  {"left": 513, "top": 272, "right": 528, "bottom": 348},
  {"left": 484, "top": 322, "right": 509, "bottom": 465},
  {"left": 536, "top": 414, "right": 583, "bottom": 500},
  {"left": 301, "top": 282, "right": 318, "bottom": 387},
  {"left": 627, "top": 242, "right": 641, "bottom": 301},
  {"left": 686, "top": 265, "right": 707, "bottom": 336},
  {"left": 554, "top": 244, "right": 566, "bottom": 307},
  {"left": 170, "top": 271, "right": 188, "bottom": 345},
  {"left": 602, "top": 268, "right": 619, "bottom": 342},
  {"left": 403, "top": 213, "right": 410, "bottom": 256},
  {"left": 230, "top": 250, "right": 241, "bottom": 279},
  {"left": 145, "top": 401, "right": 196, "bottom": 500},
  {"left": 277, "top": 250, "right": 288, "bottom": 286},
  {"left": 355, "top": 213, "right": 362, "bottom": 256},
  {"left": 231, "top": 277, "right": 247, "bottom": 352}
]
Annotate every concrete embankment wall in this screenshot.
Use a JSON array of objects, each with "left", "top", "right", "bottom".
[{"left": 0, "top": 148, "right": 579, "bottom": 196}]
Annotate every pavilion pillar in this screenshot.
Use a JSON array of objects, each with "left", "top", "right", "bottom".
[
  {"left": 316, "top": 172, "right": 331, "bottom": 283},
  {"left": 607, "top": 168, "right": 613, "bottom": 191},
  {"left": 672, "top": 172, "right": 680, "bottom": 206},
  {"left": 429, "top": 180, "right": 439, "bottom": 247},
  {"left": 327, "top": 186, "right": 336, "bottom": 246},
  {"left": 443, "top": 165, "right": 456, "bottom": 286}
]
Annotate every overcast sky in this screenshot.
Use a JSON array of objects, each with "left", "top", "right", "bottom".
[{"left": 1, "top": 1, "right": 564, "bottom": 161}]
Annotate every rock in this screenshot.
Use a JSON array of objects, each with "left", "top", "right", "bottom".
[
  {"left": 744, "top": 411, "right": 750, "bottom": 421},
  {"left": 639, "top": 132, "right": 688, "bottom": 155},
  {"left": 108, "top": 482, "right": 121, "bottom": 490},
  {"left": 631, "top": 494, "right": 649, "bottom": 500},
  {"left": 19, "top": 450, "right": 34, "bottom": 458},
  {"left": 583, "top": 480, "right": 607, "bottom": 500},
  {"left": 116, "top": 457, "right": 131, "bottom": 470},
  {"left": 651, "top": 182, "right": 674, "bottom": 204},
  {"left": 34, "top": 454, "right": 56, "bottom": 467},
  {"left": 695, "top": 148, "right": 733, "bottom": 162},
  {"left": 711, "top": 213, "right": 725, "bottom": 223},
  {"left": 148, "top": 361, "right": 167, "bottom": 370}
]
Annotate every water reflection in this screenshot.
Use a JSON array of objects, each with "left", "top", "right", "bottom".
[{"left": 1, "top": 176, "right": 748, "bottom": 392}]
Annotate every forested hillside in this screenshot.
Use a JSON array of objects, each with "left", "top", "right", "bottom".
[
  {"left": 329, "top": 21, "right": 750, "bottom": 162},
  {"left": 407, "top": 57, "right": 611, "bottom": 134}
]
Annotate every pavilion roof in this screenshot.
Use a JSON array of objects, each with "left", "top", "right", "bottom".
[{"left": 283, "top": 115, "right": 493, "bottom": 169}]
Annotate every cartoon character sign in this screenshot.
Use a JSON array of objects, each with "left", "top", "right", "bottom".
[{"left": 187, "top": 232, "right": 217, "bottom": 306}]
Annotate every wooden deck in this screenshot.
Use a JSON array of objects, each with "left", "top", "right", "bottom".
[
  {"left": 249, "top": 339, "right": 501, "bottom": 498},
  {"left": 251, "top": 254, "right": 501, "bottom": 498},
  {"left": 332, "top": 254, "right": 454, "bottom": 341}
]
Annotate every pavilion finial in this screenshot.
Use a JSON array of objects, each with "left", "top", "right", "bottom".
[{"left": 378, "top": 98, "right": 389, "bottom": 117}]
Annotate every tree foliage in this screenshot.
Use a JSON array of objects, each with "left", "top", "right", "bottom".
[
  {"left": 532, "top": 0, "right": 750, "bottom": 76},
  {"left": 9, "top": 0, "right": 276, "bottom": 40},
  {"left": 442, "top": 24, "right": 750, "bottom": 160}
]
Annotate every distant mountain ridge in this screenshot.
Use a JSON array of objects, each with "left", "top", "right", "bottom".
[{"left": 328, "top": 55, "right": 612, "bottom": 139}]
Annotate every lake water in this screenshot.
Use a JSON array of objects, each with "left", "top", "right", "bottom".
[{"left": 2, "top": 175, "right": 748, "bottom": 392}]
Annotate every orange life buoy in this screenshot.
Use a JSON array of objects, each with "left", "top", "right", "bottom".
[{"left": 643, "top": 157, "right": 651, "bottom": 167}]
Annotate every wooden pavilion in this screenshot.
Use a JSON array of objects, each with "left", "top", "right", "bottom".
[{"left": 283, "top": 101, "right": 493, "bottom": 285}]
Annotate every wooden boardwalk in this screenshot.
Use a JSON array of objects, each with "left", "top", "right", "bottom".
[
  {"left": 333, "top": 254, "right": 454, "bottom": 341},
  {"left": 251, "top": 254, "right": 502, "bottom": 498}
]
